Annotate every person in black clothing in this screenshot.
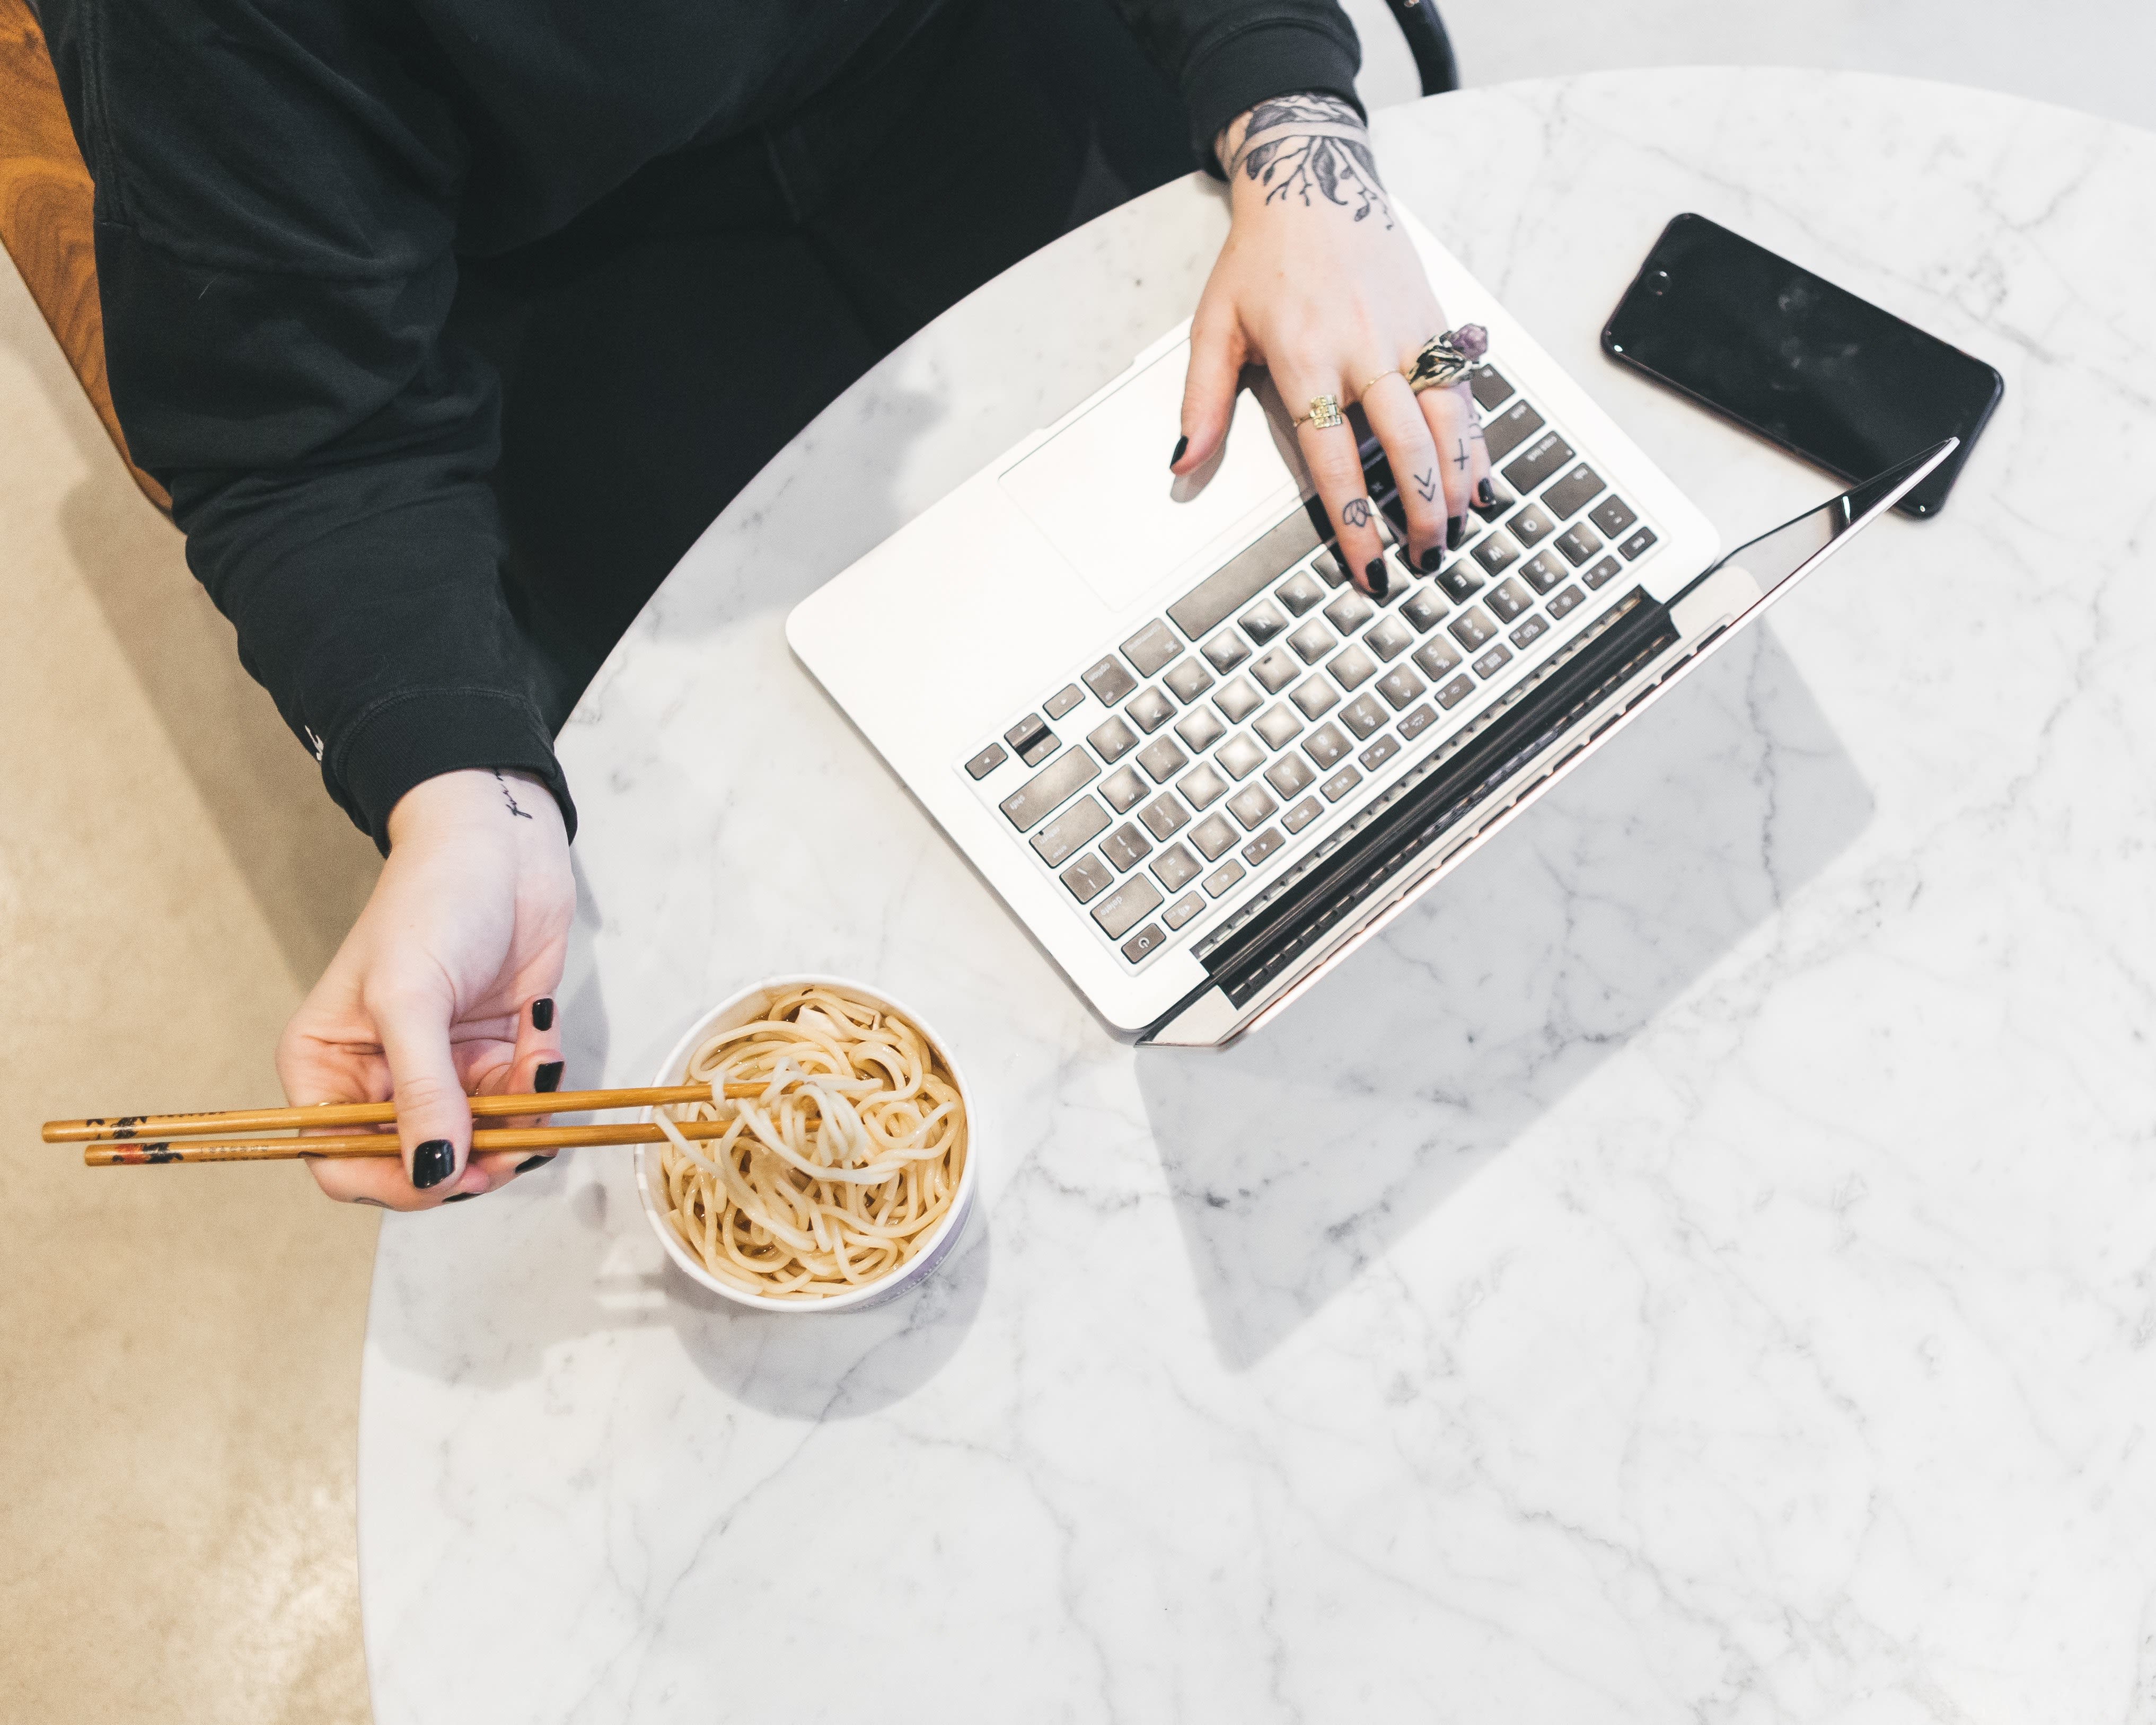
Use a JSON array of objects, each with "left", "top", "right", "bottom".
[{"left": 39, "top": 0, "right": 1492, "bottom": 1207}]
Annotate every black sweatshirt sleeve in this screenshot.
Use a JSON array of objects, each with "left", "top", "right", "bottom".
[
  {"left": 1105, "top": 0, "right": 1365, "bottom": 169},
  {"left": 40, "top": 0, "right": 574, "bottom": 851}
]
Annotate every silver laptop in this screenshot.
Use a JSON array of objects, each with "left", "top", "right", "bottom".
[{"left": 788, "top": 213, "right": 1952, "bottom": 1048}]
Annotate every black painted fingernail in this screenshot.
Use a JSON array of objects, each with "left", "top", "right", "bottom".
[
  {"left": 1477, "top": 478, "right": 1496, "bottom": 508},
  {"left": 1169, "top": 435, "right": 1188, "bottom": 468},
  {"left": 1419, "top": 546, "right": 1445, "bottom": 574},
  {"left": 535, "top": 1060, "right": 564, "bottom": 1094},
  {"left": 411, "top": 1139, "right": 455, "bottom": 1190},
  {"left": 443, "top": 1192, "right": 476, "bottom": 1203},
  {"left": 515, "top": 1154, "right": 556, "bottom": 1175},
  {"left": 1447, "top": 514, "right": 1467, "bottom": 550},
  {"left": 531, "top": 998, "right": 555, "bottom": 1032},
  {"left": 1363, "top": 558, "right": 1389, "bottom": 600}
]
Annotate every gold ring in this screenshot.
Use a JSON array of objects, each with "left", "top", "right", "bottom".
[
  {"left": 1359, "top": 369, "right": 1400, "bottom": 399},
  {"left": 1295, "top": 393, "right": 1345, "bottom": 430},
  {"left": 1406, "top": 324, "right": 1490, "bottom": 393}
]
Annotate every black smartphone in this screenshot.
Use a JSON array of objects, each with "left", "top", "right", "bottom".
[{"left": 1603, "top": 213, "right": 2002, "bottom": 516}]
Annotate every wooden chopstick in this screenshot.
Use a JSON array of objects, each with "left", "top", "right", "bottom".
[
  {"left": 83, "top": 1116, "right": 759, "bottom": 1167},
  {"left": 43, "top": 1083, "right": 768, "bottom": 1144}
]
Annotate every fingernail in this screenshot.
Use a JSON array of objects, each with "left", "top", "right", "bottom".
[
  {"left": 1477, "top": 479, "right": 1496, "bottom": 508},
  {"left": 411, "top": 1139, "right": 456, "bottom": 1190},
  {"left": 532, "top": 998, "right": 555, "bottom": 1032},
  {"left": 1447, "top": 514, "right": 1467, "bottom": 549},
  {"left": 535, "top": 1060, "right": 564, "bottom": 1094},
  {"left": 1419, "top": 546, "right": 1445, "bottom": 574},
  {"left": 515, "top": 1154, "right": 556, "bottom": 1175},
  {"left": 353, "top": 1196, "right": 387, "bottom": 1209},
  {"left": 443, "top": 1193, "right": 476, "bottom": 1204},
  {"left": 1169, "top": 435, "right": 1188, "bottom": 468},
  {"left": 1363, "top": 558, "right": 1389, "bottom": 600}
]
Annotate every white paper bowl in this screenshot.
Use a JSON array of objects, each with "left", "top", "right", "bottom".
[{"left": 635, "top": 975, "right": 978, "bottom": 1314}]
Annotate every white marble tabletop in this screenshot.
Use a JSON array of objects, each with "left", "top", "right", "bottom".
[{"left": 359, "top": 70, "right": 2156, "bottom": 1721}]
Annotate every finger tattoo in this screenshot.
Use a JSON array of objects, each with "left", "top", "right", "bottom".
[
  {"left": 1454, "top": 438, "right": 1470, "bottom": 473},
  {"left": 1413, "top": 470, "right": 1439, "bottom": 503},
  {"left": 1341, "top": 497, "right": 1374, "bottom": 528}
]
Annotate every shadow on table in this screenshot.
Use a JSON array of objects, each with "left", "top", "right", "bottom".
[{"left": 1137, "top": 622, "right": 1871, "bottom": 1370}]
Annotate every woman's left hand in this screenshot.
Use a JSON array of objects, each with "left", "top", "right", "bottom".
[{"left": 1173, "top": 93, "right": 1493, "bottom": 599}]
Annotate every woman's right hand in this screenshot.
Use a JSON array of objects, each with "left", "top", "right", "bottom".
[{"left": 276, "top": 768, "right": 575, "bottom": 1209}]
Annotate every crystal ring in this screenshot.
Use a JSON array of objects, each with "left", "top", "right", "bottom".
[{"left": 1406, "top": 324, "right": 1490, "bottom": 393}]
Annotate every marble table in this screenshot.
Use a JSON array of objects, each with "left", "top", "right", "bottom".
[{"left": 359, "top": 70, "right": 2156, "bottom": 1721}]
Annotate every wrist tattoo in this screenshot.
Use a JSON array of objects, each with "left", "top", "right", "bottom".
[
  {"left": 1222, "top": 93, "right": 1392, "bottom": 229},
  {"left": 492, "top": 770, "right": 534, "bottom": 820}
]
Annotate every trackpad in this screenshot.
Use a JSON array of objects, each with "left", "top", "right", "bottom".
[{"left": 1000, "top": 341, "right": 1299, "bottom": 612}]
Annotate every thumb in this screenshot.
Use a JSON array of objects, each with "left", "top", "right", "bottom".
[
  {"left": 1173, "top": 312, "right": 1246, "bottom": 475},
  {"left": 372, "top": 983, "right": 473, "bottom": 1195}
]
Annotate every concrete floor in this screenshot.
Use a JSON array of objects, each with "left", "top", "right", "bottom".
[{"left": 0, "top": 6, "right": 2142, "bottom": 1723}]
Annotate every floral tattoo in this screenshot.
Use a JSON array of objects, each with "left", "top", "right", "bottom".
[{"left": 1225, "top": 94, "right": 1392, "bottom": 229}]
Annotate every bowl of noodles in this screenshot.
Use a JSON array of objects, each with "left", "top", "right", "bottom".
[{"left": 635, "top": 977, "right": 975, "bottom": 1311}]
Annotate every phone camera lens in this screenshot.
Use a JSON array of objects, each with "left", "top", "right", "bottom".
[{"left": 1646, "top": 269, "right": 1670, "bottom": 296}]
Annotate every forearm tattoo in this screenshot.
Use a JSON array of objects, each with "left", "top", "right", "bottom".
[{"left": 1222, "top": 94, "right": 1392, "bottom": 229}]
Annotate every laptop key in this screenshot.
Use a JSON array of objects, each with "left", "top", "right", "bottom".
[
  {"left": 1288, "top": 674, "right": 1338, "bottom": 721},
  {"left": 1000, "top": 748, "right": 1101, "bottom": 830},
  {"left": 1121, "top": 620, "right": 1181, "bottom": 677},
  {"left": 1163, "top": 658, "right": 1212, "bottom": 704},
  {"left": 1253, "top": 703, "right": 1303, "bottom": 749},
  {"left": 1468, "top": 367, "right": 1513, "bottom": 412},
  {"left": 1227, "top": 785, "right": 1278, "bottom": 830},
  {"left": 1556, "top": 522, "right": 1603, "bottom": 566},
  {"left": 1542, "top": 463, "right": 1604, "bottom": 521},
  {"left": 1471, "top": 533, "right": 1520, "bottom": 578},
  {"left": 1590, "top": 495, "right": 1638, "bottom": 539},
  {"left": 1152, "top": 841, "right": 1202, "bottom": 892},
  {"left": 1240, "top": 826, "right": 1284, "bottom": 868},
  {"left": 1060, "top": 852, "right": 1112, "bottom": 903},
  {"left": 1088, "top": 715, "right": 1138, "bottom": 763},
  {"left": 1213, "top": 676, "right": 1263, "bottom": 723},
  {"left": 1322, "top": 589, "right": 1375, "bottom": 636},
  {"left": 1083, "top": 656, "right": 1137, "bottom": 707},
  {"left": 1359, "top": 733, "right": 1401, "bottom": 773},
  {"left": 1127, "top": 687, "right": 1175, "bottom": 733},
  {"left": 1265, "top": 752, "right": 1316, "bottom": 799},
  {"left": 1239, "top": 601, "right": 1288, "bottom": 647},
  {"left": 1250, "top": 647, "right": 1300, "bottom": 694},
  {"left": 1376, "top": 665, "right": 1425, "bottom": 710},
  {"left": 1004, "top": 714, "right": 1049, "bottom": 751},
  {"left": 1190, "top": 813, "right": 1239, "bottom": 861},
  {"left": 1620, "top": 526, "right": 1659, "bottom": 559},
  {"left": 1136, "top": 736, "right": 1187, "bottom": 782},
  {"left": 1175, "top": 707, "right": 1227, "bottom": 753},
  {"left": 1473, "top": 644, "right": 1513, "bottom": 677},
  {"left": 1321, "top": 765, "right": 1362, "bottom": 802},
  {"left": 1582, "top": 555, "right": 1623, "bottom": 591},
  {"left": 1302, "top": 721, "right": 1351, "bottom": 768},
  {"left": 1402, "top": 587, "right": 1449, "bottom": 632},
  {"left": 1502, "top": 432, "right": 1575, "bottom": 496},
  {"left": 1471, "top": 475, "right": 1518, "bottom": 523},
  {"left": 1100, "top": 822, "right": 1152, "bottom": 872},
  {"left": 1509, "top": 613, "right": 1551, "bottom": 652},
  {"left": 1435, "top": 673, "right": 1475, "bottom": 709},
  {"left": 1448, "top": 606, "right": 1498, "bottom": 650},
  {"left": 1509, "top": 503, "right": 1557, "bottom": 548},
  {"left": 1164, "top": 892, "right": 1205, "bottom": 931},
  {"left": 1031, "top": 796, "right": 1110, "bottom": 867},
  {"left": 1309, "top": 548, "right": 1347, "bottom": 587},
  {"left": 1201, "top": 631, "right": 1250, "bottom": 674},
  {"left": 1099, "top": 764, "right": 1147, "bottom": 813},
  {"left": 1282, "top": 794, "right": 1323, "bottom": 834},
  {"left": 1139, "top": 792, "right": 1190, "bottom": 842},
  {"left": 1275, "top": 570, "right": 1326, "bottom": 615},
  {"left": 1520, "top": 549, "right": 1568, "bottom": 594},
  {"left": 965, "top": 743, "right": 1008, "bottom": 779},
  {"left": 1326, "top": 645, "right": 1378, "bottom": 691},
  {"left": 1203, "top": 860, "right": 1245, "bottom": 896},
  {"left": 1093, "top": 877, "right": 1164, "bottom": 940},
  {"left": 1397, "top": 702, "right": 1438, "bottom": 742},
  {"left": 1121, "top": 924, "right": 1167, "bottom": 963},
  {"left": 1215, "top": 733, "right": 1266, "bottom": 780},
  {"left": 1485, "top": 577, "right": 1534, "bottom": 623},
  {"left": 1365, "top": 615, "right": 1415, "bottom": 662},
  {"left": 1412, "top": 636, "right": 1463, "bottom": 680},
  {"left": 1177, "top": 763, "right": 1229, "bottom": 810},
  {"left": 1017, "top": 733, "right": 1058, "bottom": 767},
  {"left": 1340, "top": 693, "right": 1388, "bottom": 740},
  {"left": 1482, "top": 399, "right": 1545, "bottom": 462},
  {"left": 1043, "top": 684, "right": 1085, "bottom": 721},
  {"left": 1288, "top": 619, "right": 1336, "bottom": 664}
]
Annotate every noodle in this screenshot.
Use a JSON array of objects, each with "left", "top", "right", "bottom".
[{"left": 655, "top": 985, "right": 967, "bottom": 1300}]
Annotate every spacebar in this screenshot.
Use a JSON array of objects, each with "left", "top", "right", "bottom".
[{"left": 1166, "top": 506, "right": 1321, "bottom": 642}]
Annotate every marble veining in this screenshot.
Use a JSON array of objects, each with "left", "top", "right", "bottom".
[{"left": 360, "top": 72, "right": 2156, "bottom": 1722}]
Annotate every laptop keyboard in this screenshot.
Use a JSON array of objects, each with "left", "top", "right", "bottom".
[{"left": 959, "top": 366, "right": 1664, "bottom": 970}]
